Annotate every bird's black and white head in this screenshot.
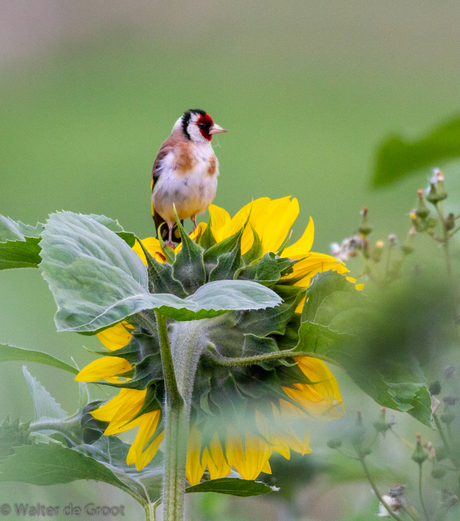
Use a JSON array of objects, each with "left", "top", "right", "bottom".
[{"left": 173, "top": 109, "right": 228, "bottom": 143}]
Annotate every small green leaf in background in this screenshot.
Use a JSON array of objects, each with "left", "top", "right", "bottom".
[
  {"left": 0, "top": 217, "right": 43, "bottom": 270},
  {"left": 374, "top": 115, "right": 460, "bottom": 186},
  {"left": 186, "top": 478, "right": 275, "bottom": 497},
  {"left": 0, "top": 343, "right": 78, "bottom": 374},
  {"left": 22, "top": 367, "right": 67, "bottom": 421}
]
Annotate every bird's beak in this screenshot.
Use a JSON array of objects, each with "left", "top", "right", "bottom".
[{"left": 209, "top": 124, "right": 228, "bottom": 135}]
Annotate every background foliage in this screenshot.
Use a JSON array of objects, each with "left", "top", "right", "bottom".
[{"left": 1, "top": 2, "right": 460, "bottom": 519}]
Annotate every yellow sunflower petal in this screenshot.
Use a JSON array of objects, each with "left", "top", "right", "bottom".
[
  {"left": 209, "top": 205, "right": 231, "bottom": 242},
  {"left": 225, "top": 431, "right": 273, "bottom": 480},
  {"left": 75, "top": 357, "right": 133, "bottom": 382},
  {"left": 131, "top": 430, "right": 165, "bottom": 471},
  {"left": 204, "top": 435, "right": 232, "bottom": 480},
  {"left": 125, "top": 410, "right": 162, "bottom": 470},
  {"left": 228, "top": 197, "right": 271, "bottom": 238},
  {"left": 261, "top": 459, "right": 272, "bottom": 474},
  {"left": 286, "top": 253, "right": 349, "bottom": 289},
  {"left": 283, "top": 217, "right": 315, "bottom": 259},
  {"left": 90, "top": 389, "right": 143, "bottom": 422},
  {"left": 133, "top": 237, "right": 166, "bottom": 265},
  {"left": 258, "top": 197, "right": 299, "bottom": 255},
  {"left": 94, "top": 389, "right": 147, "bottom": 435},
  {"left": 97, "top": 321, "right": 134, "bottom": 351},
  {"left": 282, "top": 358, "right": 344, "bottom": 419},
  {"left": 186, "top": 425, "right": 206, "bottom": 486}
]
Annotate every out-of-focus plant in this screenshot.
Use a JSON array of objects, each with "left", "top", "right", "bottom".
[{"left": 328, "top": 168, "right": 460, "bottom": 520}]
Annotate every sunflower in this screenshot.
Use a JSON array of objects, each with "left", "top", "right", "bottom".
[{"left": 76, "top": 196, "right": 348, "bottom": 485}]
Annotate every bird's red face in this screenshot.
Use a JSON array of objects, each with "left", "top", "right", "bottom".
[{"left": 196, "top": 113, "right": 215, "bottom": 141}]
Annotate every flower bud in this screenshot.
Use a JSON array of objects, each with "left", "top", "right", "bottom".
[
  {"left": 359, "top": 207, "right": 373, "bottom": 237},
  {"left": 373, "top": 241, "right": 384, "bottom": 263},
  {"left": 416, "top": 189, "right": 430, "bottom": 219},
  {"left": 373, "top": 407, "right": 390, "bottom": 434},
  {"left": 349, "top": 411, "right": 366, "bottom": 446},
  {"left": 411, "top": 433, "right": 428, "bottom": 465},
  {"left": 431, "top": 464, "right": 447, "bottom": 479},
  {"left": 435, "top": 445, "right": 447, "bottom": 461},
  {"left": 441, "top": 405, "right": 455, "bottom": 425},
  {"left": 327, "top": 438, "right": 342, "bottom": 449},
  {"left": 429, "top": 380, "right": 441, "bottom": 395},
  {"left": 434, "top": 168, "right": 448, "bottom": 200},
  {"left": 444, "top": 366, "right": 455, "bottom": 379},
  {"left": 388, "top": 234, "right": 397, "bottom": 247},
  {"left": 401, "top": 228, "right": 416, "bottom": 255}
]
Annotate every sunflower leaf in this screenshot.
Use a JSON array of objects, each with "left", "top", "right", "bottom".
[
  {"left": 0, "top": 343, "right": 78, "bottom": 374},
  {"left": 0, "top": 442, "right": 128, "bottom": 488},
  {"left": 40, "top": 212, "right": 281, "bottom": 332},
  {"left": 297, "top": 272, "right": 432, "bottom": 427},
  {"left": 22, "top": 367, "right": 67, "bottom": 421},
  {"left": 0, "top": 216, "right": 43, "bottom": 270},
  {"left": 186, "top": 477, "right": 275, "bottom": 496}
]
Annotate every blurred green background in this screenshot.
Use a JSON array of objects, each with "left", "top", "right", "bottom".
[{"left": 2, "top": 1, "right": 460, "bottom": 519}]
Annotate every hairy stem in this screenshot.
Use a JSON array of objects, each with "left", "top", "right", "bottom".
[
  {"left": 206, "top": 345, "right": 343, "bottom": 369},
  {"left": 144, "top": 501, "right": 157, "bottom": 521},
  {"left": 138, "top": 311, "right": 187, "bottom": 521}
]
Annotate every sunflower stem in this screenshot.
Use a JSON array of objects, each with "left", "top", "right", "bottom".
[
  {"left": 137, "top": 311, "right": 188, "bottom": 521},
  {"left": 144, "top": 500, "right": 157, "bottom": 521},
  {"left": 206, "top": 345, "right": 343, "bottom": 369},
  {"left": 154, "top": 311, "right": 187, "bottom": 521}
]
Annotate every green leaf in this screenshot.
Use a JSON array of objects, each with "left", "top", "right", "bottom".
[
  {"left": 186, "top": 478, "right": 275, "bottom": 497},
  {"left": 0, "top": 343, "right": 78, "bottom": 374},
  {"left": 209, "top": 229, "right": 243, "bottom": 281},
  {"left": 237, "top": 252, "right": 295, "bottom": 287},
  {"left": 22, "top": 367, "right": 67, "bottom": 420},
  {"left": 40, "top": 212, "right": 282, "bottom": 331},
  {"left": 137, "top": 239, "right": 187, "bottom": 297},
  {"left": 173, "top": 216, "right": 206, "bottom": 294},
  {"left": 242, "top": 227, "right": 263, "bottom": 265},
  {"left": 0, "top": 443, "right": 128, "bottom": 488},
  {"left": 302, "top": 271, "right": 354, "bottom": 323},
  {"left": 197, "top": 216, "right": 216, "bottom": 250},
  {"left": 87, "top": 214, "right": 136, "bottom": 247},
  {"left": 204, "top": 229, "right": 244, "bottom": 265},
  {"left": 373, "top": 116, "right": 460, "bottom": 186},
  {"left": 296, "top": 272, "right": 432, "bottom": 426},
  {"left": 0, "top": 419, "right": 32, "bottom": 460},
  {"left": 296, "top": 321, "right": 431, "bottom": 426},
  {"left": 0, "top": 217, "right": 43, "bottom": 270}
]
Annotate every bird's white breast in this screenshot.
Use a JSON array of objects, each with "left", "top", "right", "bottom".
[{"left": 152, "top": 142, "right": 219, "bottom": 223}]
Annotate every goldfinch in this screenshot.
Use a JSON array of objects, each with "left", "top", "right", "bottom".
[{"left": 151, "top": 109, "right": 228, "bottom": 246}]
